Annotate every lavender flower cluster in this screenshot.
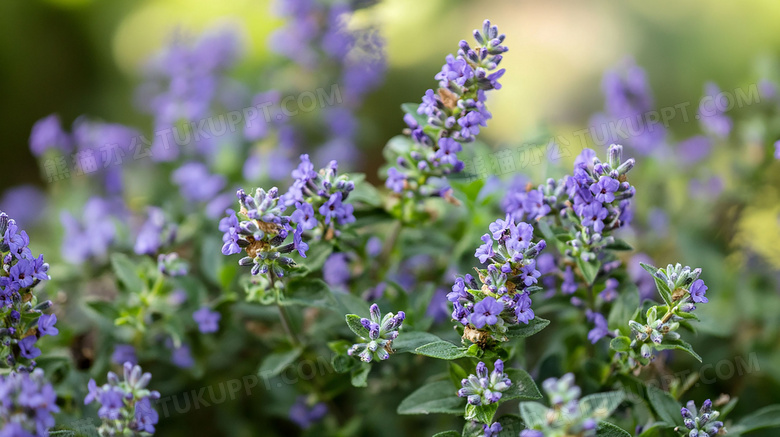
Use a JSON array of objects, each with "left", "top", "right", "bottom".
[
  {"left": 346, "top": 303, "right": 405, "bottom": 363},
  {"left": 84, "top": 362, "right": 160, "bottom": 436},
  {"left": 385, "top": 20, "right": 508, "bottom": 200},
  {"left": 0, "top": 369, "right": 59, "bottom": 436},
  {"left": 221, "top": 155, "right": 355, "bottom": 288},
  {"left": 680, "top": 399, "right": 725, "bottom": 437},
  {"left": 505, "top": 144, "right": 636, "bottom": 262},
  {"left": 520, "top": 374, "right": 601, "bottom": 437},
  {"left": 457, "top": 359, "right": 511, "bottom": 407},
  {"left": 617, "top": 263, "right": 709, "bottom": 369},
  {"left": 0, "top": 212, "right": 57, "bottom": 370},
  {"left": 449, "top": 217, "right": 546, "bottom": 343}
]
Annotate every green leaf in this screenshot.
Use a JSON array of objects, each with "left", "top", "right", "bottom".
[
  {"left": 609, "top": 336, "right": 631, "bottom": 352},
  {"left": 111, "top": 253, "right": 144, "bottom": 293},
  {"left": 604, "top": 239, "right": 633, "bottom": 251},
  {"left": 298, "top": 242, "right": 333, "bottom": 273},
  {"left": 448, "top": 362, "right": 469, "bottom": 388},
  {"left": 392, "top": 332, "right": 442, "bottom": 354},
  {"left": 654, "top": 338, "right": 702, "bottom": 362},
  {"left": 496, "top": 415, "right": 524, "bottom": 437},
  {"left": 731, "top": 404, "right": 780, "bottom": 434},
  {"left": 501, "top": 368, "right": 542, "bottom": 402},
  {"left": 415, "top": 341, "right": 469, "bottom": 360},
  {"left": 280, "top": 278, "right": 333, "bottom": 309},
  {"left": 345, "top": 314, "right": 369, "bottom": 339},
  {"left": 431, "top": 432, "right": 460, "bottom": 437},
  {"left": 596, "top": 422, "right": 632, "bottom": 437},
  {"left": 518, "top": 402, "right": 549, "bottom": 428},
  {"left": 331, "top": 354, "right": 356, "bottom": 374},
  {"left": 580, "top": 391, "right": 625, "bottom": 419},
  {"left": 608, "top": 282, "right": 639, "bottom": 333},
  {"left": 351, "top": 362, "right": 371, "bottom": 387},
  {"left": 637, "top": 422, "right": 674, "bottom": 437},
  {"left": 401, "top": 102, "right": 427, "bottom": 126},
  {"left": 397, "top": 380, "right": 465, "bottom": 415},
  {"left": 646, "top": 385, "right": 685, "bottom": 427},
  {"left": 86, "top": 300, "right": 119, "bottom": 321},
  {"left": 465, "top": 403, "right": 498, "bottom": 423},
  {"left": 577, "top": 257, "right": 601, "bottom": 285},
  {"left": 257, "top": 348, "right": 303, "bottom": 378},
  {"left": 505, "top": 317, "right": 550, "bottom": 338},
  {"left": 640, "top": 262, "right": 672, "bottom": 305}
]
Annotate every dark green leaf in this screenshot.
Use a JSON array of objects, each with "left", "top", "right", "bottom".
[
  {"left": 596, "top": 422, "right": 632, "bottom": 437},
  {"left": 637, "top": 422, "right": 674, "bottom": 436},
  {"left": 654, "top": 339, "right": 702, "bottom": 362},
  {"left": 501, "top": 368, "right": 542, "bottom": 402},
  {"left": 580, "top": 391, "right": 625, "bottom": 419},
  {"left": 345, "top": 314, "right": 369, "bottom": 339},
  {"left": 111, "top": 253, "right": 144, "bottom": 293},
  {"left": 731, "top": 404, "right": 780, "bottom": 434},
  {"left": 518, "top": 402, "right": 548, "bottom": 428},
  {"left": 496, "top": 415, "right": 524, "bottom": 437},
  {"left": 257, "top": 348, "right": 303, "bottom": 378},
  {"left": 506, "top": 317, "right": 550, "bottom": 338},
  {"left": 86, "top": 301, "right": 119, "bottom": 321},
  {"left": 610, "top": 336, "right": 631, "bottom": 352},
  {"left": 415, "top": 341, "right": 469, "bottom": 360},
  {"left": 605, "top": 239, "right": 633, "bottom": 251},
  {"left": 351, "top": 363, "right": 371, "bottom": 387},
  {"left": 646, "top": 385, "right": 685, "bottom": 427},
  {"left": 465, "top": 403, "right": 498, "bottom": 423},
  {"left": 397, "top": 380, "right": 465, "bottom": 415},
  {"left": 392, "top": 331, "right": 442, "bottom": 354},
  {"left": 299, "top": 242, "right": 333, "bottom": 273},
  {"left": 431, "top": 432, "right": 460, "bottom": 437},
  {"left": 280, "top": 278, "right": 333, "bottom": 309},
  {"left": 577, "top": 257, "right": 601, "bottom": 285}
]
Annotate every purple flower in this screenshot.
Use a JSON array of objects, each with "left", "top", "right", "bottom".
[
  {"left": 470, "top": 296, "right": 504, "bottom": 329},
  {"left": 520, "top": 431, "right": 545, "bottom": 437},
  {"left": 775, "top": 140, "right": 780, "bottom": 160},
  {"left": 29, "top": 114, "right": 72, "bottom": 156},
  {"left": 590, "top": 176, "right": 620, "bottom": 203},
  {"left": 291, "top": 202, "right": 317, "bottom": 231},
  {"left": 586, "top": 310, "right": 609, "bottom": 344},
  {"left": 689, "top": 279, "right": 708, "bottom": 303},
  {"left": 435, "top": 137, "right": 462, "bottom": 166},
  {"left": 37, "top": 314, "right": 59, "bottom": 337},
  {"left": 97, "top": 387, "right": 125, "bottom": 420},
  {"left": 677, "top": 135, "right": 713, "bottom": 166},
  {"left": 435, "top": 54, "right": 474, "bottom": 87},
  {"left": 562, "top": 266, "right": 577, "bottom": 295},
  {"left": 483, "top": 423, "right": 502, "bottom": 437},
  {"left": 488, "top": 216, "right": 511, "bottom": 240},
  {"left": 172, "top": 162, "right": 226, "bottom": 203},
  {"left": 458, "top": 110, "right": 487, "bottom": 138},
  {"left": 521, "top": 189, "right": 551, "bottom": 221},
  {"left": 475, "top": 234, "right": 495, "bottom": 264},
  {"left": 323, "top": 253, "right": 350, "bottom": 288},
  {"left": 135, "top": 397, "right": 159, "bottom": 433},
  {"left": 112, "top": 344, "right": 138, "bottom": 365},
  {"left": 0, "top": 185, "right": 47, "bottom": 228},
  {"left": 580, "top": 202, "right": 608, "bottom": 233},
  {"left": 515, "top": 293, "right": 534, "bottom": 324},
  {"left": 318, "top": 192, "right": 354, "bottom": 225},
  {"left": 170, "top": 343, "right": 194, "bottom": 368},
  {"left": 60, "top": 197, "right": 118, "bottom": 264},
  {"left": 220, "top": 209, "right": 241, "bottom": 256},
  {"left": 293, "top": 227, "right": 309, "bottom": 258},
  {"left": 0, "top": 369, "right": 60, "bottom": 435},
  {"left": 599, "top": 278, "right": 619, "bottom": 302},
  {"left": 193, "top": 307, "right": 221, "bottom": 333},
  {"left": 288, "top": 396, "right": 327, "bottom": 429},
  {"left": 10, "top": 258, "right": 35, "bottom": 289},
  {"left": 134, "top": 207, "right": 169, "bottom": 255},
  {"left": 19, "top": 336, "right": 41, "bottom": 359},
  {"left": 698, "top": 82, "right": 732, "bottom": 138},
  {"left": 385, "top": 167, "right": 406, "bottom": 193}
]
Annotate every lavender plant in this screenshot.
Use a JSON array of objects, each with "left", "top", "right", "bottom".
[{"left": 5, "top": 7, "right": 780, "bottom": 437}]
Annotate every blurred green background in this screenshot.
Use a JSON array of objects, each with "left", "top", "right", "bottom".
[{"left": 4, "top": 0, "right": 780, "bottom": 189}]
